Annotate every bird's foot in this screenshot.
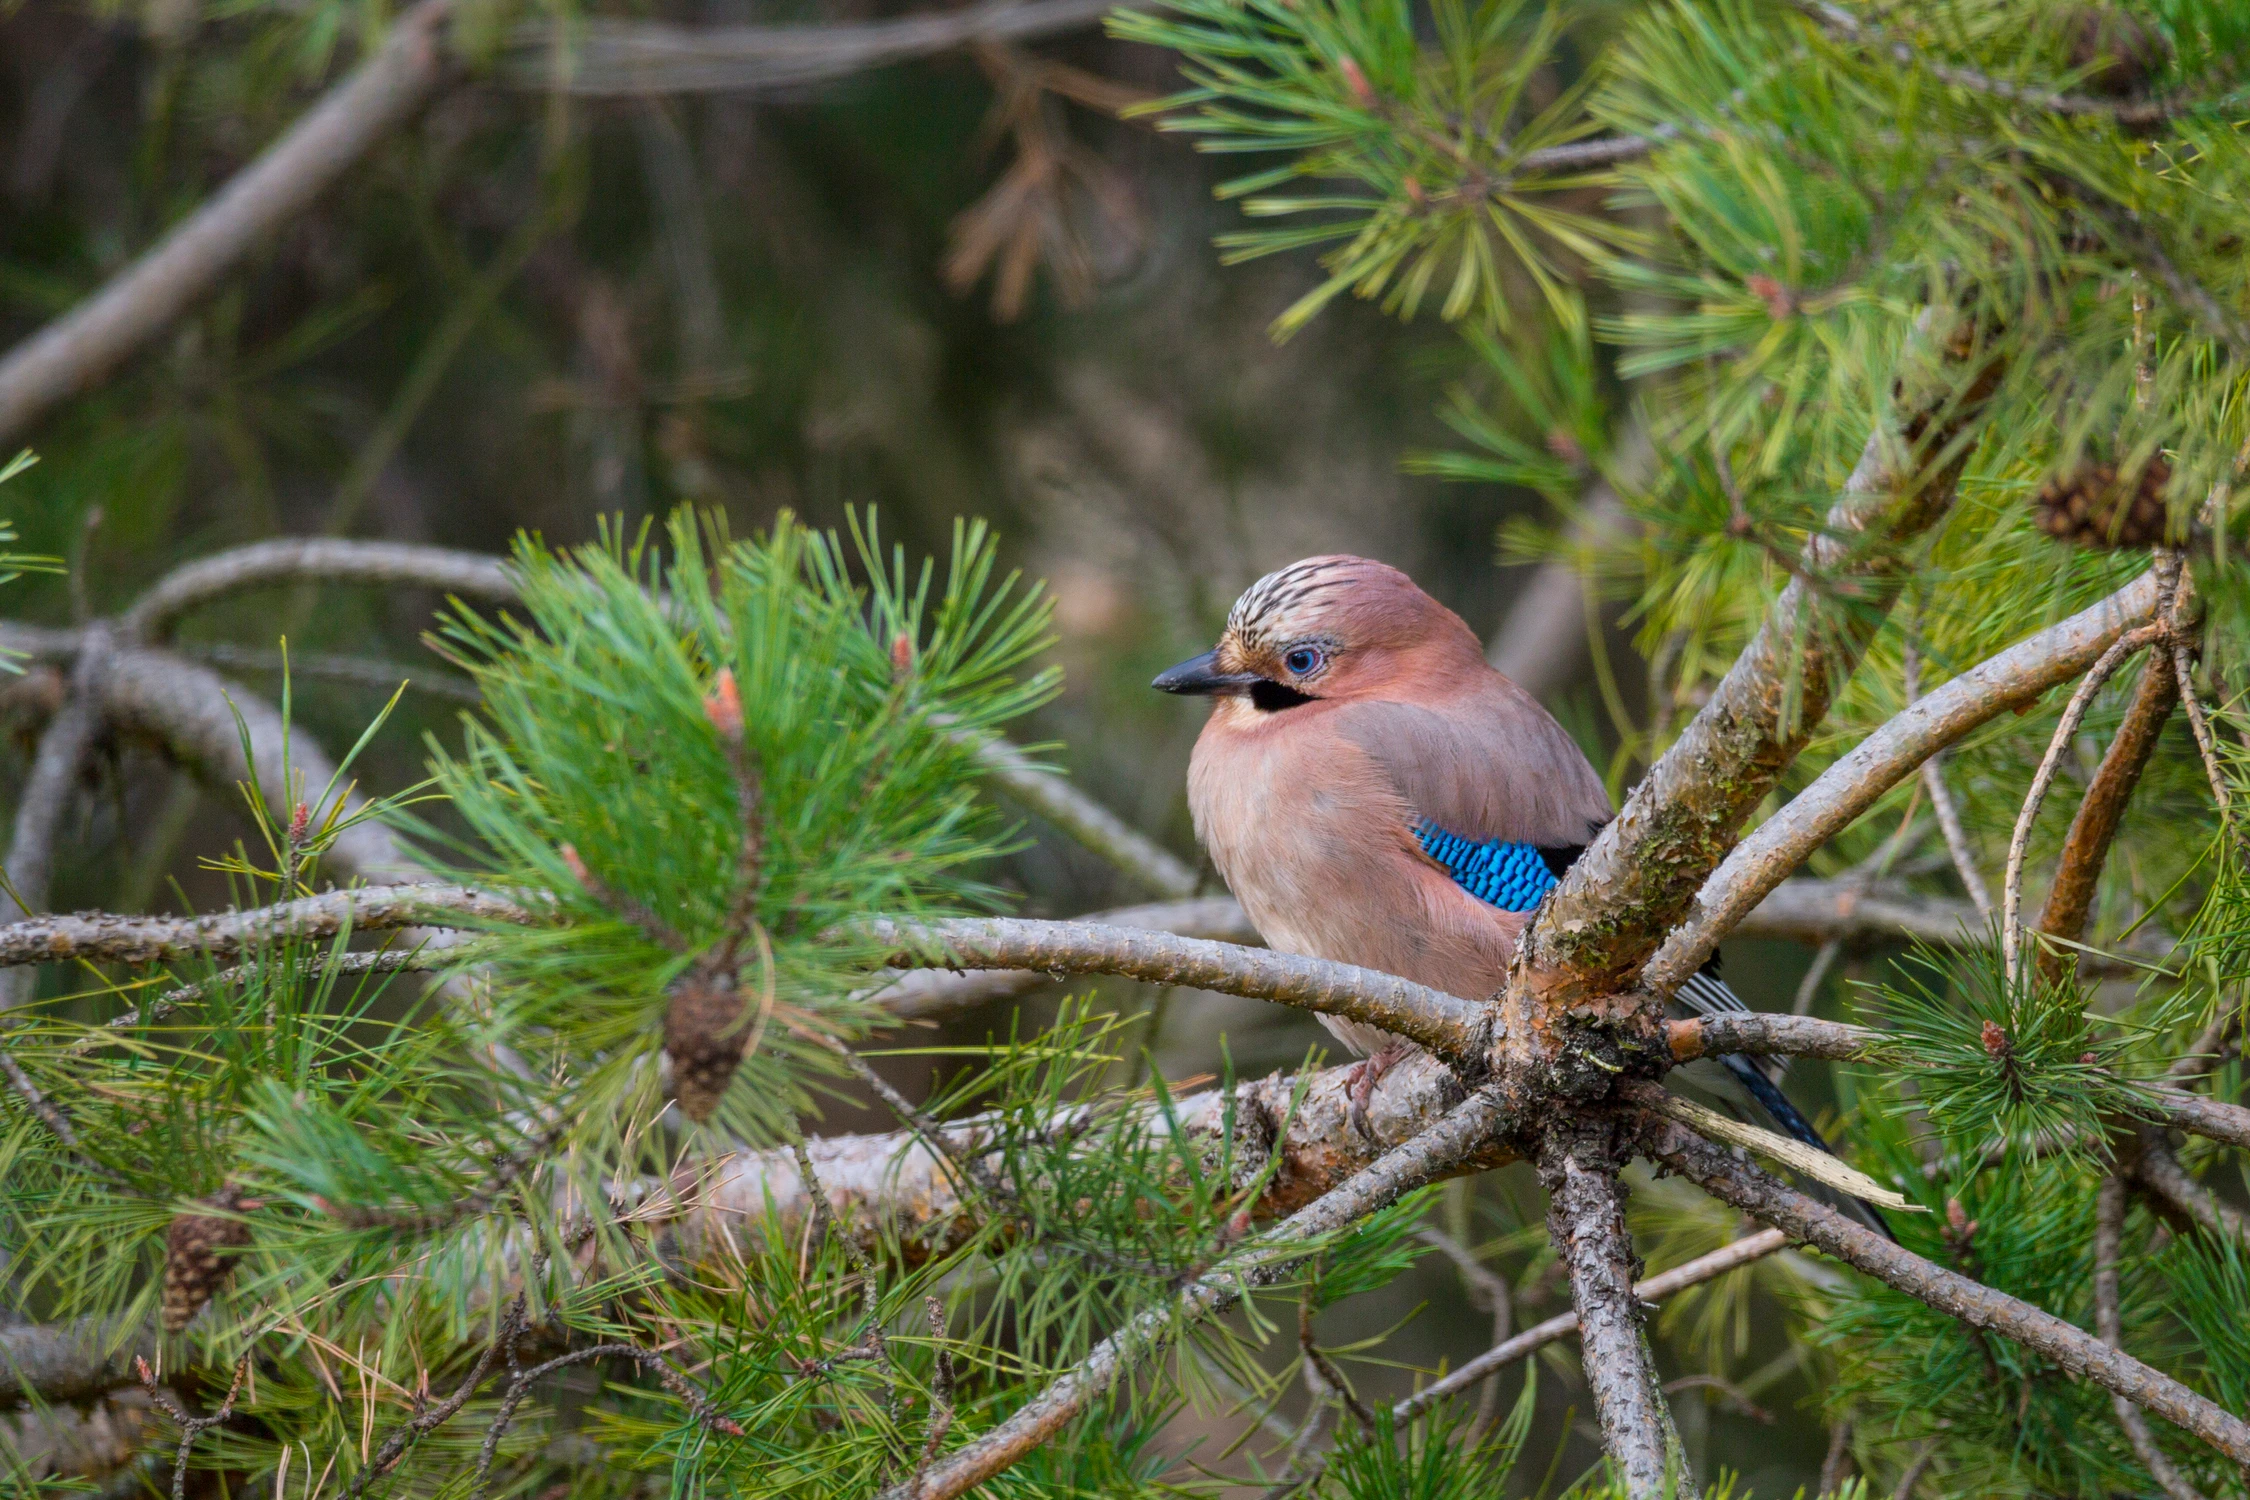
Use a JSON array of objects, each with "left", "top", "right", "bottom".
[{"left": 1347, "top": 1043, "right": 1410, "bottom": 1142}]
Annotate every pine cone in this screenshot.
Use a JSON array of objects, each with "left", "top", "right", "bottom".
[
  {"left": 2032, "top": 457, "right": 2172, "bottom": 549},
  {"left": 665, "top": 975, "right": 749, "bottom": 1123},
  {"left": 162, "top": 1187, "right": 254, "bottom": 1332}
]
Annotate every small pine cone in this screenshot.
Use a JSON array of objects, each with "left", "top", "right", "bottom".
[
  {"left": 665, "top": 975, "right": 749, "bottom": 1123},
  {"left": 2032, "top": 457, "right": 2173, "bottom": 549},
  {"left": 162, "top": 1187, "right": 254, "bottom": 1332}
]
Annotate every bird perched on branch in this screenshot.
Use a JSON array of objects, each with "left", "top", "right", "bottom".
[{"left": 1153, "top": 555, "right": 1850, "bottom": 1179}]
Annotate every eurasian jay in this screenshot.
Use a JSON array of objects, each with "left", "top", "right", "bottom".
[{"left": 1153, "top": 554, "right": 1841, "bottom": 1167}]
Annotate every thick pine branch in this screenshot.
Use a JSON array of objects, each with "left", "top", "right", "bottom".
[
  {"left": 1541, "top": 1122, "right": 1682, "bottom": 1496},
  {"left": 1518, "top": 307, "right": 2005, "bottom": 1023},
  {"left": 1636, "top": 1103, "right": 2250, "bottom": 1466},
  {"left": 864, "top": 915, "right": 1491, "bottom": 1061}
]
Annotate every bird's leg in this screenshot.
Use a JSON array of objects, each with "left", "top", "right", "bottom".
[{"left": 1347, "top": 1042, "right": 1411, "bottom": 1141}]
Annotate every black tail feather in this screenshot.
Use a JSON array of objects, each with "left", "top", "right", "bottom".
[{"left": 1719, "top": 1053, "right": 1896, "bottom": 1241}]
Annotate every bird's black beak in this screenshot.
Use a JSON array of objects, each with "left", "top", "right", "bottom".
[{"left": 1152, "top": 649, "right": 1262, "bottom": 696}]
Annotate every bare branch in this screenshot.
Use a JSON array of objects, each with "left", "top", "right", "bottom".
[
  {"left": 1645, "top": 567, "right": 2164, "bottom": 994},
  {"left": 865, "top": 915, "right": 1493, "bottom": 1062},
  {"left": 864, "top": 896, "right": 1253, "bottom": 1019},
  {"left": 0, "top": 1317, "right": 155, "bottom": 1406},
  {"left": 1521, "top": 305, "right": 2006, "bottom": 1029},
  {"left": 2096, "top": 1174, "right": 2211, "bottom": 1500},
  {"left": 1, "top": 624, "right": 114, "bottom": 1008},
  {"left": 673, "top": 1048, "right": 1508, "bottom": 1266},
  {"left": 183, "top": 641, "right": 481, "bottom": 704},
  {"left": 2035, "top": 651, "right": 2179, "bottom": 984},
  {"left": 0, "top": 0, "right": 455, "bottom": 446},
  {"left": 1668, "top": 1011, "right": 1879, "bottom": 1064},
  {"left": 0, "top": 883, "right": 531, "bottom": 968},
  {"left": 1540, "top": 1123, "right": 1683, "bottom": 1494},
  {"left": 1638, "top": 1106, "right": 2250, "bottom": 1466},
  {"left": 1396, "top": 1228, "right": 1789, "bottom": 1425},
  {"left": 2130, "top": 1133, "right": 2250, "bottom": 1245},
  {"left": 121, "top": 538, "right": 515, "bottom": 644},
  {"left": 504, "top": 0, "right": 1135, "bottom": 97},
  {"left": 2002, "top": 623, "right": 2167, "bottom": 981},
  {"left": 866, "top": 1084, "right": 1515, "bottom": 1500}
]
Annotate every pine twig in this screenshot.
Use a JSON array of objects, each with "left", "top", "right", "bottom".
[
  {"left": 1, "top": 623, "right": 114, "bottom": 1010},
  {"left": 2129, "top": 1134, "right": 2250, "bottom": 1247},
  {"left": 1889, "top": 1441, "right": 1939, "bottom": 1499},
  {"left": 1802, "top": 2, "right": 2220, "bottom": 131},
  {"left": 2095, "top": 1175, "right": 2211, "bottom": 1500},
  {"left": 137, "top": 1349, "right": 253, "bottom": 1500},
  {"left": 2034, "top": 650, "right": 2180, "bottom": 984},
  {"left": 2001, "top": 621, "right": 2166, "bottom": 983},
  {"left": 0, "top": 883, "right": 532, "bottom": 969},
  {"left": 70, "top": 948, "right": 448, "bottom": 1052},
  {"left": 790, "top": 1140, "right": 893, "bottom": 1397},
  {"left": 904, "top": 1296, "right": 957, "bottom": 1499},
  {"left": 864, "top": 915, "right": 1491, "bottom": 1062},
  {"left": 121, "top": 538, "right": 514, "bottom": 644}
]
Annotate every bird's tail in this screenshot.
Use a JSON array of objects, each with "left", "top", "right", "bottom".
[{"left": 1687, "top": 975, "right": 1897, "bottom": 1242}]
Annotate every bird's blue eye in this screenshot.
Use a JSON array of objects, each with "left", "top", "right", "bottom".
[{"left": 1283, "top": 646, "right": 1323, "bottom": 675}]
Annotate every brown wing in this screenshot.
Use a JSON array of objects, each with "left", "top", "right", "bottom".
[{"left": 1326, "top": 679, "right": 1612, "bottom": 851}]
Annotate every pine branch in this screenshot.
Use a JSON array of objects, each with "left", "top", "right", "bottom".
[
  {"left": 1636, "top": 1103, "right": 2250, "bottom": 1467},
  {"left": 120, "top": 538, "right": 515, "bottom": 644},
  {"left": 1671, "top": 1010, "right": 2250, "bottom": 1158},
  {"left": 1644, "top": 567, "right": 2164, "bottom": 994},
  {"left": 1, "top": 624, "right": 113, "bottom": 1009},
  {"left": 1520, "top": 303, "right": 2006, "bottom": 1022},
  {"left": 2129, "top": 1133, "right": 2250, "bottom": 1246},
  {"left": 1802, "top": 2, "right": 2218, "bottom": 130},
  {"left": 0, "top": 883, "right": 530, "bottom": 967},
  {"left": 865, "top": 1084, "right": 1514, "bottom": 1500},
  {"left": 1540, "top": 1121, "right": 1682, "bottom": 1495},
  {"left": 505, "top": 0, "right": 1141, "bottom": 97},
  {"left": 0, "top": 0, "right": 457, "bottom": 446},
  {"left": 865, "top": 915, "right": 1493, "bottom": 1062},
  {"left": 2002, "top": 623, "right": 2169, "bottom": 982},
  {"left": 2034, "top": 651, "right": 2179, "bottom": 985},
  {"left": 1398, "top": 1228, "right": 1789, "bottom": 1424},
  {"left": 2093, "top": 1175, "right": 2210, "bottom": 1500},
  {"left": 136, "top": 1350, "right": 251, "bottom": 1500},
  {"left": 671, "top": 1048, "right": 1505, "bottom": 1270},
  {"left": 183, "top": 642, "right": 481, "bottom": 704}
]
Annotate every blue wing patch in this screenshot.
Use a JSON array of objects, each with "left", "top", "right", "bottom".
[{"left": 1412, "top": 822, "right": 1558, "bottom": 913}]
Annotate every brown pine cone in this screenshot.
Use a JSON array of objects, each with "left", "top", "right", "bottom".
[
  {"left": 2032, "top": 457, "right": 2173, "bottom": 549},
  {"left": 162, "top": 1186, "right": 255, "bottom": 1332},
  {"left": 665, "top": 974, "right": 750, "bottom": 1123}
]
